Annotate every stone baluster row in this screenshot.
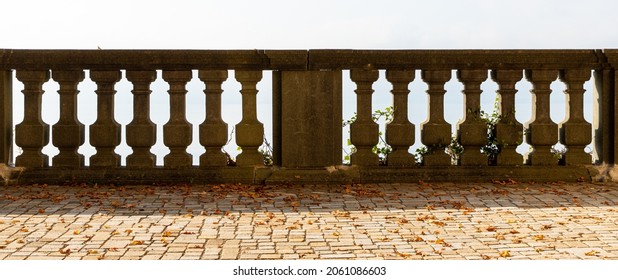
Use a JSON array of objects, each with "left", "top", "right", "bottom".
[
  {"left": 13, "top": 69, "right": 267, "bottom": 168},
  {"left": 348, "top": 68, "right": 593, "bottom": 167}
]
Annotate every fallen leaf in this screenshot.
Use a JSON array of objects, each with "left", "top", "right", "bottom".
[
  {"left": 88, "top": 249, "right": 99, "bottom": 254},
  {"left": 162, "top": 231, "right": 173, "bottom": 237},
  {"left": 585, "top": 250, "right": 599, "bottom": 256},
  {"left": 129, "top": 240, "right": 144, "bottom": 246},
  {"left": 499, "top": 250, "right": 511, "bottom": 257},
  {"left": 408, "top": 236, "right": 424, "bottom": 242},
  {"left": 533, "top": 235, "right": 545, "bottom": 241},
  {"left": 38, "top": 209, "right": 45, "bottom": 214},
  {"left": 486, "top": 226, "right": 497, "bottom": 232}
]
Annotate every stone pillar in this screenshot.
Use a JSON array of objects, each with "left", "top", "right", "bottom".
[
  {"left": 491, "top": 70, "right": 523, "bottom": 165},
  {"left": 457, "top": 70, "right": 488, "bottom": 166},
  {"left": 15, "top": 70, "right": 50, "bottom": 168},
  {"left": 349, "top": 69, "right": 379, "bottom": 166},
  {"left": 162, "top": 70, "right": 192, "bottom": 168},
  {"left": 51, "top": 70, "right": 85, "bottom": 167},
  {"left": 276, "top": 70, "right": 342, "bottom": 167},
  {"left": 89, "top": 70, "right": 122, "bottom": 167},
  {"left": 525, "top": 70, "right": 559, "bottom": 165},
  {"left": 421, "top": 70, "right": 452, "bottom": 166},
  {"left": 125, "top": 70, "right": 157, "bottom": 168},
  {"left": 559, "top": 69, "right": 592, "bottom": 165},
  {"left": 1, "top": 70, "right": 12, "bottom": 164},
  {"left": 385, "top": 70, "right": 415, "bottom": 166},
  {"left": 235, "top": 70, "right": 264, "bottom": 166},
  {"left": 199, "top": 70, "right": 229, "bottom": 167}
]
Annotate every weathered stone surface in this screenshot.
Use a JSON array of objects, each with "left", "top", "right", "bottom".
[
  {"left": 125, "top": 70, "right": 157, "bottom": 168},
  {"left": 235, "top": 70, "right": 264, "bottom": 166},
  {"left": 51, "top": 70, "right": 85, "bottom": 167},
  {"left": 525, "top": 69, "right": 559, "bottom": 165},
  {"left": 278, "top": 70, "right": 342, "bottom": 167},
  {"left": 349, "top": 69, "right": 379, "bottom": 166},
  {"left": 14, "top": 70, "right": 50, "bottom": 168},
  {"left": 491, "top": 70, "right": 524, "bottom": 166},
  {"left": 421, "top": 70, "right": 452, "bottom": 166},
  {"left": 457, "top": 69, "right": 488, "bottom": 166},
  {"left": 559, "top": 69, "right": 593, "bottom": 165},
  {"left": 89, "top": 70, "right": 122, "bottom": 167},
  {"left": 162, "top": 70, "right": 193, "bottom": 168},
  {"left": 199, "top": 70, "right": 229, "bottom": 167},
  {"left": 385, "top": 70, "right": 415, "bottom": 166},
  {"left": 1, "top": 71, "right": 12, "bottom": 164}
]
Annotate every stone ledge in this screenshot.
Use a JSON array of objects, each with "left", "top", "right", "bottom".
[{"left": 3, "top": 165, "right": 604, "bottom": 186}]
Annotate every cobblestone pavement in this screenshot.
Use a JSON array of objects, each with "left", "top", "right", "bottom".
[{"left": 1, "top": 181, "right": 618, "bottom": 260}]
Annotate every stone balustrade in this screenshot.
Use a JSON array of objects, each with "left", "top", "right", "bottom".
[{"left": 1, "top": 49, "right": 617, "bottom": 184}]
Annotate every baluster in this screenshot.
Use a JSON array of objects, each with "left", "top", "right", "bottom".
[
  {"left": 125, "top": 70, "right": 157, "bottom": 168},
  {"left": 162, "top": 70, "right": 192, "bottom": 168},
  {"left": 235, "top": 70, "right": 264, "bottom": 166},
  {"left": 559, "top": 69, "right": 592, "bottom": 165},
  {"left": 420, "top": 70, "right": 452, "bottom": 166},
  {"left": 525, "top": 70, "right": 559, "bottom": 165},
  {"left": 199, "top": 70, "right": 229, "bottom": 167},
  {"left": 51, "top": 70, "right": 85, "bottom": 167},
  {"left": 15, "top": 70, "right": 50, "bottom": 167},
  {"left": 385, "top": 70, "right": 415, "bottom": 166},
  {"left": 491, "top": 70, "right": 523, "bottom": 165},
  {"left": 457, "top": 70, "right": 488, "bottom": 166},
  {"left": 349, "top": 69, "right": 379, "bottom": 166},
  {"left": 89, "top": 71, "right": 122, "bottom": 167}
]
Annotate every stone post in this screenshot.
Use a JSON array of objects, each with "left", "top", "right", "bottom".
[
  {"left": 559, "top": 69, "right": 592, "bottom": 165},
  {"left": 15, "top": 70, "right": 50, "bottom": 168},
  {"left": 162, "top": 70, "right": 193, "bottom": 168},
  {"left": 51, "top": 70, "right": 85, "bottom": 167},
  {"left": 199, "top": 70, "right": 229, "bottom": 167},
  {"left": 89, "top": 70, "right": 122, "bottom": 167},
  {"left": 125, "top": 70, "right": 157, "bottom": 168},
  {"left": 0, "top": 70, "right": 12, "bottom": 164},
  {"left": 385, "top": 70, "right": 415, "bottom": 166},
  {"left": 525, "top": 69, "right": 558, "bottom": 165},
  {"left": 421, "top": 70, "right": 452, "bottom": 166},
  {"left": 276, "top": 70, "right": 342, "bottom": 167},
  {"left": 349, "top": 69, "right": 379, "bottom": 166},
  {"left": 235, "top": 70, "right": 264, "bottom": 166},
  {"left": 491, "top": 70, "right": 524, "bottom": 165},
  {"left": 457, "top": 70, "right": 488, "bottom": 166}
]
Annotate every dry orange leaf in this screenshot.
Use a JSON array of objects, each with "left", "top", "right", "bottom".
[
  {"left": 499, "top": 250, "right": 511, "bottom": 257},
  {"left": 129, "top": 240, "right": 144, "bottom": 246},
  {"left": 585, "top": 250, "right": 599, "bottom": 256},
  {"left": 486, "top": 226, "right": 497, "bottom": 232},
  {"left": 73, "top": 229, "right": 79, "bottom": 235},
  {"left": 408, "top": 236, "right": 424, "bottom": 242},
  {"left": 533, "top": 235, "right": 545, "bottom": 241}
]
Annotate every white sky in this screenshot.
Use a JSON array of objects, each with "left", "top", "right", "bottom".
[
  {"left": 2, "top": 0, "right": 616, "bottom": 164},
  {"left": 2, "top": 0, "right": 618, "bottom": 49}
]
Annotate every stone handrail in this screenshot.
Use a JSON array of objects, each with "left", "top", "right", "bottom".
[{"left": 0, "top": 49, "right": 616, "bottom": 184}]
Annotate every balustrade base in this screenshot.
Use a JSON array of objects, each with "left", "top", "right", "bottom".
[{"left": 4, "top": 165, "right": 601, "bottom": 186}]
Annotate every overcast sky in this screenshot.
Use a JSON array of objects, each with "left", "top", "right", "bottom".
[{"left": 2, "top": 0, "right": 618, "bottom": 49}]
